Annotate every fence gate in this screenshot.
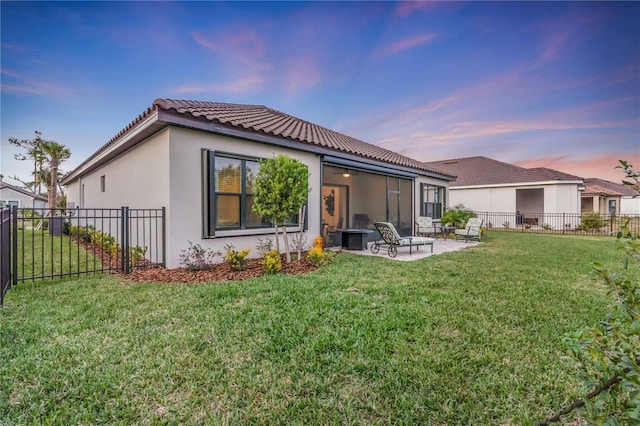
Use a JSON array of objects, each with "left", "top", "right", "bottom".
[{"left": 0, "top": 206, "right": 165, "bottom": 307}]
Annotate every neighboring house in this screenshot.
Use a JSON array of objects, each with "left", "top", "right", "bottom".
[
  {"left": 424, "top": 156, "right": 585, "bottom": 225},
  {"left": 0, "top": 174, "right": 48, "bottom": 209},
  {"left": 582, "top": 177, "right": 639, "bottom": 215},
  {"left": 61, "top": 99, "right": 454, "bottom": 268}
]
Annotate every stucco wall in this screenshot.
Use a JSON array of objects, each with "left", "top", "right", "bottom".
[
  {"left": 166, "top": 127, "right": 322, "bottom": 268},
  {"left": 621, "top": 197, "right": 640, "bottom": 215},
  {"left": 449, "top": 187, "right": 517, "bottom": 212},
  {"left": 66, "top": 129, "right": 171, "bottom": 209},
  {"left": 0, "top": 187, "right": 47, "bottom": 209},
  {"left": 544, "top": 184, "right": 581, "bottom": 214},
  {"left": 450, "top": 183, "right": 581, "bottom": 214}
]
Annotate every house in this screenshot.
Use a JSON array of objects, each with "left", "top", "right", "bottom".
[
  {"left": 424, "top": 156, "right": 585, "bottom": 225},
  {"left": 61, "top": 99, "right": 454, "bottom": 268},
  {"left": 582, "top": 177, "right": 639, "bottom": 215},
  {"left": 0, "top": 174, "right": 48, "bottom": 209}
]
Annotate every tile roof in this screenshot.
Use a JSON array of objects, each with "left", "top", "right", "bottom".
[
  {"left": 582, "top": 184, "right": 623, "bottom": 197},
  {"left": 584, "top": 177, "right": 637, "bottom": 197},
  {"left": 153, "top": 99, "right": 451, "bottom": 177},
  {"left": 423, "top": 156, "right": 584, "bottom": 187},
  {"left": 66, "top": 99, "right": 454, "bottom": 182}
]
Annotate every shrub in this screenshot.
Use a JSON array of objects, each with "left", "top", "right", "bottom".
[
  {"left": 289, "top": 232, "right": 308, "bottom": 254},
  {"left": 262, "top": 249, "right": 282, "bottom": 274},
  {"left": 179, "top": 241, "right": 220, "bottom": 271},
  {"left": 503, "top": 221, "right": 510, "bottom": 229},
  {"left": 306, "top": 235, "right": 336, "bottom": 267},
  {"left": 69, "top": 225, "right": 93, "bottom": 242},
  {"left": 130, "top": 246, "right": 147, "bottom": 265},
  {"left": 441, "top": 204, "right": 475, "bottom": 228},
  {"left": 313, "top": 235, "right": 324, "bottom": 250},
  {"left": 542, "top": 223, "right": 552, "bottom": 231},
  {"left": 224, "top": 243, "right": 250, "bottom": 271},
  {"left": 579, "top": 212, "right": 604, "bottom": 230},
  {"left": 255, "top": 237, "right": 274, "bottom": 256}
]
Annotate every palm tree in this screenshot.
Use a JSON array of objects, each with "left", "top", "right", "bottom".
[{"left": 40, "top": 141, "right": 71, "bottom": 214}]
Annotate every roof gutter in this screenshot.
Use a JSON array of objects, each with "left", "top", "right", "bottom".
[{"left": 452, "top": 180, "right": 585, "bottom": 189}]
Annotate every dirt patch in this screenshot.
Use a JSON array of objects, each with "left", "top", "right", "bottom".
[{"left": 122, "top": 256, "right": 318, "bottom": 283}]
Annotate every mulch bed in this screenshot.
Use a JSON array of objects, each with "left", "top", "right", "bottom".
[
  {"left": 71, "top": 235, "right": 319, "bottom": 283},
  {"left": 123, "top": 257, "right": 318, "bottom": 283}
]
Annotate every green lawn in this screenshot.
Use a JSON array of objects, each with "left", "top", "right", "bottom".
[
  {"left": 15, "top": 229, "right": 103, "bottom": 280},
  {"left": 0, "top": 232, "right": 631, "bottom": 424}
]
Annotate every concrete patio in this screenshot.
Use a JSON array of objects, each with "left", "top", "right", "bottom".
[{"left": 335, "top": 238, "right": 480, "bottom": 261}]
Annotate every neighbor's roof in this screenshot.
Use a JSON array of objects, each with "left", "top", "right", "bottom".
[
  {"left": 424, "top": 156, "right": 584, "bottom": 187},
  {"left": 0, "top": 181, "right": 48, "bottom": 201},
  {"left": 584, "top": 177, "right": 636, "bottom": 197},
  {"left": 62, "top": 99, "right": 454, "bottom": 184},
  {"left": 582, "top": 184, "right": 623, "bottom": 197}
]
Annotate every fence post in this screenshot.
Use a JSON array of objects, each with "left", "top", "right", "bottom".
[
  {"left": 161, "top": 207, "right": 166, "bottom": 268},
  {"left": 120, "top": 206, "right": 131, "bottom": 274},
  {"left": 11, "top": 205, "right": 17, "bottom": 287}
]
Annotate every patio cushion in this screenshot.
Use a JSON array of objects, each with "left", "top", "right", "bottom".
[{"left": 454, "top": 217, "right": 483, "bottom": 242}]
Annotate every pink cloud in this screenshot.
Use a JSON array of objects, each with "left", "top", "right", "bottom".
[
  {"left": 374, "top": 33, "right": 439, "bottom": 59},
  {"left": 514, "top": 153, "right": 639, "bottom": 182},
  {"left": 607, "top": 63, "right": 640, "bottom": 86},
  {"left": 282, "top": 55, "right": 321, "bottom": 94},
  {"left": 393, "top": 0, "right": 464, "bottom": 18},
  {"left": 191, "top": 29, "right": 271, "bottom": 72},
  {"left": 1, "top": 68, "right": 72, "bottom": 97},
  {"left": 170, "top": 74, "right": 266, "bottom": 95}
]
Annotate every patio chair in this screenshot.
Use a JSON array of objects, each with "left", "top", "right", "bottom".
[
  {"left": 415, "top": 216, "right": 437, "bottom": 237},
  {"left": 454, "top": 217, "right": 484, "bottom": 242},
  {"left": 353, "top": 213, "right": 370, "bottom": 229},
  {"left": 372, "top": 222, "right": 435, "bottom": 258}
]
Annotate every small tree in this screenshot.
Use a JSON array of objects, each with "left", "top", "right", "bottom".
[{"left": 252, "top": 154, "right": 309, "bottom": 263}]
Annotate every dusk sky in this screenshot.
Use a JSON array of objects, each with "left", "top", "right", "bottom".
[{"left": 1, "top": 1, "right": 639, "bottom": 185}]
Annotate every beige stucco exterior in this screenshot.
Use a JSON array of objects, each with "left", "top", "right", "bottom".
[
  {"left": 449, "top": 182, "right": 582, "bottom": 215},
  {"left": 66, "top": 126, "right": 329, "bottom": 268},
  {"left": 0, "top": 185, "right": 47, "bottom": 209}
]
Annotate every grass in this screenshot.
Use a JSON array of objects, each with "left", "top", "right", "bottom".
[
  {"left": 15, "top": 229, "right": 103, "bottom": 280},
  {"left": 0, "top": 232, "right": 634, "bottom": 425}
]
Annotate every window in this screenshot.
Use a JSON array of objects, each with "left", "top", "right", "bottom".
[
  {"left": 608, "top": 199, "right": 617, "bottom": 214},
  {"left": 421, "top": 184, "right": 444, "bottom": 219},
  {"left": 7, "top": 201, "right": 19, "bottom": 207},
  {"left": 202, "top": 150, "right": 305, "bottom": 237},
  {"left": 100, "top": 175, "right": 105, "bottom": 192}
]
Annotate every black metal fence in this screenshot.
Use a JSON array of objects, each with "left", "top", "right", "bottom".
[
  {"left": 473, "top": 211, "right": 640, "bottom": 236},
  {"left": 1, "top": 208, "right": 14, "bottom": 307},
  {"left": 0, "top": 206, "right": 165, "bottom": 306}
]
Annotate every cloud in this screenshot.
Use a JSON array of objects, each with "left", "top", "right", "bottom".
[
  {"left": 374, "top": 33, "right": 439, "bottom": 59},
  {"left": 514, "top": 153, "right": 639, "bottom": 182},
  {"left": 607, "top": 62, "right": 640, "bottom": 86},
  {"left": 393, "top": 0, "right": 464, "bottom": 18},
  {"left": 191, "top": 29, "right": 270, "bottom": 71},
  {"left": 170, "top": 74, "right": 267, "bottom": 95},
  {"left": 282, "top": 55, "right": 321, "bottom": 94},
  {"left": 0, "top": 68, "right": 72, "bottom": 97}
]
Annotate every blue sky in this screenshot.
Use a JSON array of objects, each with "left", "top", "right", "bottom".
[{"left": 1, "top": 1, "right": 639, "bottom": 184}]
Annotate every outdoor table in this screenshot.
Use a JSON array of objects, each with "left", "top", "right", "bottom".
[
  {"left": 439, "top": 225, "right": 457, "bottom": 240},
  {"left": 338, "top": 229, "right": 373, "bottom": 250}
]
